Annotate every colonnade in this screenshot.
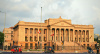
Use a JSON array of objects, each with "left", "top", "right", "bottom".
[
  {"left": 49, "top": 28, "right": 89, "bottom": 42},
  {"left": 25, "top": 28, "right": 89, "bottom": 42}
]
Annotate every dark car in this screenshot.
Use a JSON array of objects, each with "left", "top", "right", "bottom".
[
  {"left": 44, "top": 46, "right": 55, "bottom": 53},
  {"left": 87, "top": 47, "right": 94, "bottom": 53}
]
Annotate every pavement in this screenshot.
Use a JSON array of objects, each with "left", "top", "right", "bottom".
[
  {"left": 0, "top": 49, "right": 98, "bottom": 53},
  {"left": 0, "top": 50, "right": 88, "bottom": 53}
]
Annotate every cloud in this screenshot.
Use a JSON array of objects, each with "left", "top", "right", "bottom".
[
  {"left": 10, "top": 4, "right": 31, "bottom": 11},
  {"left": 10, "top": 0, "right": 21, "bottom": 2},
  {"left": 0, "top": 0, "right": 100, "bottom": 34},
  {"left": 92, "top": 6, "right": 100, "bottom": 18}
]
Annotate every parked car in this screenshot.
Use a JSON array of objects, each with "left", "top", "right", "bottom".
[
  {"left": 44, "top": 46, "right": 55, "bottom": 53},
  {"left": 11, "top": 46, "right": 22, "bottom": 53},
  {"left": 87, "top": 47, "right": 94, "bottom": 53}
]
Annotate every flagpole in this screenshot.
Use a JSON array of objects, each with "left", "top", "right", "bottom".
[{"left": 41, "top": 7, "right": 42, "bottom": 51}]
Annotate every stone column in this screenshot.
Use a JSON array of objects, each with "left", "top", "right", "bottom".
[
  {"left": 69, "top": 29, "right": 70, "bottom": 42},
  {"left": 28, "top": 28, "right": 30, "bottom": 49},
  {"left": 85, "top": 30, "right": 86, "bottom": 42},
  {"left": 33, "top": 28, "right": 34, "bottom": 42},
  {"left": 28, "top": 28, "right": 30, "bottom": 42},
  {"left": 59, "top": 28, "right": 61, "bottom": 42},
  {"left": 54, "top": 28, "right": 56, "bottom": 42},
  {"left": 77, "top": 30, "right": 79, "bottom": 42},
  {"left": 50, "top": 28, "right": 52, "bottom": 41},
  {"left": 47, "top": 28, "right": 48, "bottom": 41},
  {"left": 53, "top": 30, "right": 54, "bottom": 41},
  {"left": 73, "top": 29, "right": 75, "bottom": 42},
  {"left": 64, "top": 28, "right": 66, "bottom": 41},
  {"left": 81, "top": 30, "right": 82, "bottom": 42},
  {"left": 38, "top": 28, "right": 39, "bottom": 41},
  {"left": 67, "top": 29, "right": 68, "bottom": 42}
]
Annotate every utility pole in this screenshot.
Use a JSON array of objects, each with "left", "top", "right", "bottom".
[{"left": 0, "top": 11, "right": 6, "bottom": 51}]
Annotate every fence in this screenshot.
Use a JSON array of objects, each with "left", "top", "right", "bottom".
[
  {"left": 57, "top": 46, "right": 96, "bottom": 50},
  {"left": 1, "top": 46, "right": 96, "bottom": 51}
]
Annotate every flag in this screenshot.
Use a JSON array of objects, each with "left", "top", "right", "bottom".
[
  {"left": 38, "top": 30, "right": 41, "bottom": 33},
  {"left": 51, "top": 34, "right": 54, "bottom": 36}
]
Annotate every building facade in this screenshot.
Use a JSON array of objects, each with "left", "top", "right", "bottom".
[
  {"left": 3, "top": 27, "right": 14, "bottom": 47},
  {"left": 12, "top": 16, "right": 95, "bottom": 49}
]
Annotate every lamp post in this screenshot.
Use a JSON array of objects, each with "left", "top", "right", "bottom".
[{"left": 0, "top": 11, "right": 6, "bottom": 51}]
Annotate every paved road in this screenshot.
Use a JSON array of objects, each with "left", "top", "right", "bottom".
[{"left": 1, "top": 52, "right": 96, "bottom": 54}]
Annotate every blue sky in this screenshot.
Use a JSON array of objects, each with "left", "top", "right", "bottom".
[{"left": 0, "top": 0, "right": 100, "bottom": 34}]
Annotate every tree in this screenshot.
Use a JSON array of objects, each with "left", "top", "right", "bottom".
[
  {"left": 0, "top": 32, "right": 4, "bottom": 45},
  {"left": 94, "top": 38, "right": 100, "bottom": 44},
  {"left": 94, "top": 38, "right": 97, "bottom": 41}
]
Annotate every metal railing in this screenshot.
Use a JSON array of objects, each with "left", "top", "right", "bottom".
[{"left": 1, "top": 46, "right": 96, "bottom": 51}]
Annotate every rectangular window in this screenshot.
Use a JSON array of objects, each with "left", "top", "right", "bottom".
[
  {"left": 35, "top": 29, "right": 36, "bottom": 34},
  {"left": 25, "top": 43, "right": 28, "bottom": 49},
  {"left": 25, "top": 36, "right": 28, "bottom": 41},
  {"left": 34, "top": 36, "right": 37, "bottom": 41},
  {"left": 83, "top": 38, "right": 85, "bottom": 42},
  {"left": 30, "top": 30, "right": 32, "bottom": 34},
  {"left": 35, "top": 43, "right": 37, "bottom": 49},
  {"left": 25, "top": 28, "right": 28, "bottom": 34},
  {"left": 30, "top": 43, "right": 33, "bottom": 49},
  {"left": 44, "top": 37, "right": 45, "bottom": 41},
  {"left": 30, "top": 37, "right": 33, "bottom": 41},
  {"left": 44, "top": 29, "right": 45, "bottom": 34}
]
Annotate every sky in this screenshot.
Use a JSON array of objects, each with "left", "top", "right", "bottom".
[{"left": 0, "top": 0, "right": 100, "bottom": 34}]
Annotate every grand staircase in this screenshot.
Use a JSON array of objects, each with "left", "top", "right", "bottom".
[{"left": 55, "top": 41, "right": 85, "bottom": 50}]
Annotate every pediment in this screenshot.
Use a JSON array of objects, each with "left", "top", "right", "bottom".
[{"left": 51, "top": 21, "right": 74, "bottom": 27}]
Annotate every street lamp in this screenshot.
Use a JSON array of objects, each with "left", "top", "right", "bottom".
[{"left": 0, "top": 11, "right": 6, "bottom": 51}]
